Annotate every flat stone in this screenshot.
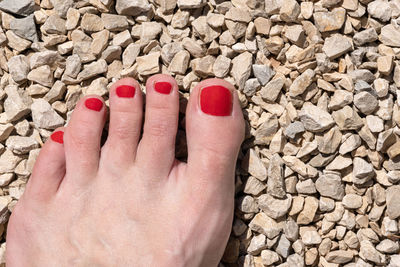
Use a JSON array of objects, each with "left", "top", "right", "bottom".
[
  {"left": 261, "top": 250, "right": 280, "bottom": 266},
  {"left": 115, "top": 0, "right": 151, "bottom": 16},
  {"left": 6, "top": 136, "right": 39, "bottom": 155},
  {"left": 0, "top": 150, "right": 23, "bottom": 173},
  {"left": 136, "top": 52, "right": 160, "bottom": 76},
  {"left": 297, "top": 197, "right": 318, "bottom": 225},
  {"left": 27, "top": 65, "right": 54, "bottom": 88},
  {"left": 8, "top": 55, "right": 30, "bottom": 83},
  {"left": 376, "top": 239, "right": 399, "bottom": 254},
  {"left": 101, "top": 13, "right": 129, "bottom": 31},
  {"left": 325, "top": 250, "right": 354, "bottom": 264},
  {"left": 267, "top": 154, "right": 286, "bottom": 198},
  {"left": 386, "top": 185, "right": 400, "bottom": 219},
  {"left": 339, "top": 134, "right": 361, "bottom": 155},
  {"left": 42, "top": 14, "right": 67, "bottom": 35},
  {"left": 368, "top": 0, "right": 391, "bottom": 22},
  {"left": 360, "top": 240, "right": 385, "bottom": 265},
  {"left": 10, "top": 15, "right": 38, "bottom": 42},
  {"left": 302, "top": 229, "right": 322, "bottom": 245},
  {"left": 299, "top": 102, "right": 335, "bottom": 133},
  {"left": 283, "top": 155, "right": 318, "bottom": 178},
  {"left": 4, "top": 85, "right": 31, "bottom": 122},
  {"left": 354, "top": 92, "right": 378, "bottom": 115},
  {"left": 243, "top": 149, "right": 267, "bottom": 181},
  {"left": 354, "top": 28, "right": 378, "bottom": 46},
  {"left": 252, "top": 65, "right": 275, "bottom": 86},
  {"left": 353, "top": 157, "right": 375, "bottom": 185},
  {"left": 316, "top": 172, "right": 345, "bottom": 200},
  {"left": 191, "top": 55, "right": 215, "bottom": 78},
  {"left": 284, "top": 121, "right": 305, "bottom": 139},
  {"left": 280, "top": 0, "right": 300, "bottom": 22},
  {"left": 50, "top": 0, "right": 74, "bottom": 18},
  {"left": 81, "top": 13, "right": 104, "bottom": 33},
  {"left": 30, "top": 51, "right": 60, "bottom": 69},
  {"left": 0, "top": 0, "right": 35, "bottom": 16},
  {"left": 380, "top": 24, "right": 400, "bottom": 47},
  {"left": 231, "top": 52, "right": 252, "bottom": 90},
  {"left": 342, "top": 194, "right": 363, "bottom": 209},
  {"left": 258, "top": 194, "right": 292, "bottom": 219},
  {"left": 31, "top": 99, "right": 65, "bottom": 130},
  {"left": 64, "top": 55, "right": 81, "bottom": 79},
  {"left": 177, "top": 0, "right": 206, "bottom": 8},
  {"left": 323, "top": 34, "right": 353, "bottom": 59},
  {"left": 260, "top": 77, "right": 285, "bottom": 103},
  {"left": 77, "top": 59, "right": 108, "bottom": 81},
  {"left": 289, "top": 69, "right": 315, "bottom": 97},
  {"left": 249, "top": 212, "right": 283, "bottom": 239},
  {"left": 213, "top": 55, "right": 231, "bottom": 78},
  {"left": 313, "top": 8, "right": 346, "bottom": 32},
  {"left": 244, "top": 176, "right": 266, "bottom": 196},
  {"left": 332, "top": 106, "right": 363, "bottom": 130},
  {"left": 5, "top": 31, "right": 31, "bottom": 52}
]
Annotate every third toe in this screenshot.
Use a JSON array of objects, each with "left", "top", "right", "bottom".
[
  {"left": 136, "top": 74, "right": 179, "bottom": 178},
  {"left": 102, "top": 78, "right": 143, "bottom": 167}
]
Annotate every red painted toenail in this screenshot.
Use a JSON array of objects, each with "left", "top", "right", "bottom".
[
  {"left": 154, "top": 82, "right": 172, "bottom": 94},
  {"left": 85, "top": 98, "right": 103, "bottom": 111},
  {"left": 200, "top": 85, "right": 232, "bottom": 116},
  {"left": 116, "top": 85, "right": 136, "bottom": 98},
  {"left": 51, "top": 131, "right": 64, "bottom": 144}
]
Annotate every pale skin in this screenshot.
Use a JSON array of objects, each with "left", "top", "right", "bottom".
[{"left": 6, "top": 75, "right": 245, "bottom": 267}]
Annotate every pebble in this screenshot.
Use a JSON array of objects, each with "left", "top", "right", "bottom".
[
  {"left": 115, "top": 0, "right": 151, "bottom": 16},
  {"left": 231, "top": 52, "right": 252, "bottom": 90},
  {"left": 386, "top": 185, "right": 400, "bottom": 219},
  {"left": 27, "top": 65, "right": 54, "bottom": 88},
  {"left": 313, "top": 8, "right": 346, "bottom": 32},
  {"left": 323, "top": 34, "right": 353, "bottom": 59},
  {"left": 299, "top": 103, "right": 335, "bottom": 133},
  {"left": 6, "top": 136, "right": 39, "bottom": 155},
  {"left": 258, "top": 194, "right": 292, "bottom": 219},
  {"left": 289, "top": 69, "right": 315, "bottom": 97},
  {"left": 4, "top": 85, "right": 31, "bottom": 123},
  {"left": 10, "top": 15, "right": 38, "bottom": 42},
  {"left": 31, "top": 99, "right": 64, "bottom": 130},
  {"left": 8, "top": 55, "right": 30, "bottom": 83},
  {"left": 0, "top": 0, "right": 35, "bottom": 16}
]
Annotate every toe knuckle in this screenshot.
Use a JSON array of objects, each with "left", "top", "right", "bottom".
[{"left": 146, "top": 120, "right": 171, "bottom": 138}]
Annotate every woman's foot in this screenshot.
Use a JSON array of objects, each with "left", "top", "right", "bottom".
[{"left": 6, "top": 75, "right": 244, "bottom": 266}]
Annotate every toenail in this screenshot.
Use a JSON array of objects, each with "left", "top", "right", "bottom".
[
  {"left": 154, "top": 82, "right": 172, "bottom": 94},
  {"left": 200, "top": 85, "right": 232, "bottom": 116},
  {"left": 85, "top": 98, "right": 103, "bottom": 111},
  {"left": 116, "top": 85, "right": 136, "bottom": 98},
  {"left": 51, "top": 131, "right": 64, "bottom": 144}
]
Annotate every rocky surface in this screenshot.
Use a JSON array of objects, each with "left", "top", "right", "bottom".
[{"left": 0, "top": 0, "right": 399, "bottom": 266}]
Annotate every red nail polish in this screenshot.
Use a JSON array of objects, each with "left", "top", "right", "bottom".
[
  {"left": 85, "top": 98, "right": 103, "bottom": 111},
  {"left": 51, "top": 131, "right": 64, "bottom": 144},
  {"left": 154, "top": 82, "right": 172, "bottom": 94},
  {"left": 200, "top": 85, "right": 232, "bottom": 116},
  {"left": 116, "top": 85, "right": 136, "bottom": 98}
]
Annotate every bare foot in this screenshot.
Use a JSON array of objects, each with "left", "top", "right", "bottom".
[{"left": 6, "top": 75, "right": 244, "bottom": 266}]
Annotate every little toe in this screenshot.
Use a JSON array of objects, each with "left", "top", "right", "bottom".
[
  {"left": 102, "top": 78, "right": 143, "bottom": 167},
  {"left": 63, "top": 95, "right": 106, "bottom": 183},
  {"left": 185, "top": 79, "right": 245, "bottom": 185},
  {"left": 25, "top": 128, "right": 66, "bottom": 202},
  {"left": 136, "top": 74, "right": 179, "bottom": 178}
]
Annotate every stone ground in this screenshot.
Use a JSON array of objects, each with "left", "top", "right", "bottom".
[{"left": 0, "top": 0, "right": 400, "bottom": 266}]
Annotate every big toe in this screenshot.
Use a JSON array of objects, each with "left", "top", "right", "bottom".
[{"left": 185, "top": 79, "right": 245, "bottom": 186}]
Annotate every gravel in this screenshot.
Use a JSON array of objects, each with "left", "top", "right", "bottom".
[{"left": 0, "top": 0, "right": 399, "bottom": 266}]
